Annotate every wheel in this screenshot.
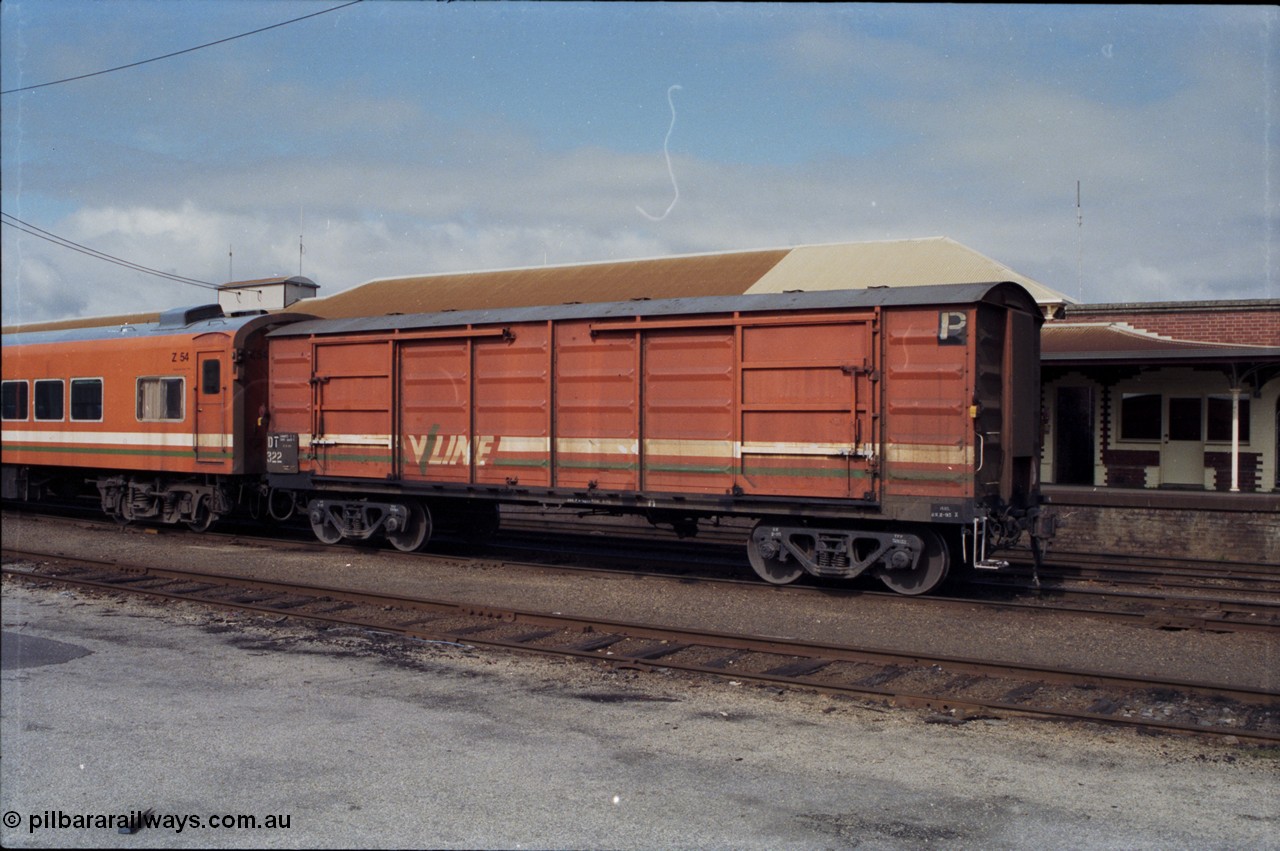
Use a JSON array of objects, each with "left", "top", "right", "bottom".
[
  {"left": 747, "top": 520, "right": 805, "bottom": 585},
  {"left": 309, "top": 504, "right": 342, "bottom": 545},
  {"left": 186, "top": 495, "right": 216, "bottom": 532},
  {"left": 386, "top": 501, "right": 431, "bottom": 553},
  {"left": 877, "top": 527, "right": 949, "bottom": 595}
]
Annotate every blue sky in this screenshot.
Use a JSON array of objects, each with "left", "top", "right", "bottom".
[{"left": 2, "top": 2, "right": 1276, "bottom": 323}]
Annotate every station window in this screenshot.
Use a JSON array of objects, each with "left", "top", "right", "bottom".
[
  {"left": 1119, "top": 393, "right": 1161, "bottom": 441},
  {"left": 1168, "top": 397, "right": 1202, "bottom": 442},
  {"left": 70, "top": 378, "right": 104, "bottom": 422},
  {"left": 34, "top": 379, "right": 64, "bottom": 421},
  {"left": 1, "top": 380, "right": 28, "bottom": 421},
  {"left": 136, "top": 377, "right": 184, "bottom": 422},
  {"left": 1207, "top": 396, "right": 1251, "bottom": 443}
]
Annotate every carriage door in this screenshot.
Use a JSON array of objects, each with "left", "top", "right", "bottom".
[
  {"left": 195, "top": 352, "right": 226, "bottom": 464},
  {"left": 738, "top": 317, "right": 877, "bottom": 500},
  {"left": 311, "top": 341, "right": 393, "bottom": 479}
]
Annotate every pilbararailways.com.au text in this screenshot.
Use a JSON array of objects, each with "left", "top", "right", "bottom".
[{"left": 6, "top": 809, "right": 291, "bottom": 834}]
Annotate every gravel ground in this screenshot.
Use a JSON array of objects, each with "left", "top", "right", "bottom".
[
  {"left": 2, "top": 578, "right": 1278, "bottom": 850},
  {"left": 2, "top": 514, "right": 1280, "bottom": 848},
  {"left": 3, "top": 515, "right": 1276, "bottom": 691}
]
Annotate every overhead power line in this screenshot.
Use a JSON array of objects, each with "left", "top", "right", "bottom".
[
  {"left": 1, "top": 212, "right": 219, "bottom": 290},
  {"left": 2, "top": 0, "right": 364, "bottom": 95}
]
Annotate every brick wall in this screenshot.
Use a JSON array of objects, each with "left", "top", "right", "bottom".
[
  {"left": 1204, "top": 451, "right": 1262, "bottom": 492},
  {"left": 1048, "top": 504, "right": 1278, "bottom": 563},
  {"left": 1101, "top": 448, "right": 1158, "bottom": 488},
  {"left": 1063, "top": 304, "right": 1279, "bottom": 346}
]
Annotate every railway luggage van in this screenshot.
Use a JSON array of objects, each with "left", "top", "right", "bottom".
[
  {"left": 1, "top": 306, "right": 307, "bottom": 529},
  {"left": 265, "top": 282, "right": 1051, "bottom": 594}
]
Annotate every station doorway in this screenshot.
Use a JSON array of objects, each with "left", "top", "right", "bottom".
[{"left": 1054, "top": 386, "right": 1095, "bottom": 485}]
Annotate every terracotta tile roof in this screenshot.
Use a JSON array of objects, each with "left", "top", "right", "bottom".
[
  {"left": 300, "top": 237, "right": 1071, "bottom": 320},
  {"left": 1043, "top": 322, "right": 1280, "bottom": 361},
  {"left": 303, "top": 250, "right": 790, "bottom": 319}
]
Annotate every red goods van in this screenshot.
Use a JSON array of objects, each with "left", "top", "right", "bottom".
[{"left": 265, "top": 283, "right": 1048, "bottom": 593}]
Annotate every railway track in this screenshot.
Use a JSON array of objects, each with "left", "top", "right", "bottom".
[
  {"left": 11, "top": 499, "right": 1276, "bottom": 594},
  {"left": 6, "top": 505, "right": 1279, "bottom": 635},
  {"left": 498, "top": 509, "right": 1277, "bottom": 582},
  {"left": 479, "top": 530, "right": 1280, "bottom": 635},
  {"left": 5, "top": 547, "right": 1277, "bottom": 744}
]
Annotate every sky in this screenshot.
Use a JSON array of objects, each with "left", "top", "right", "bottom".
[{"left": 2, "top": 2, "right": 1277, "bottom": 325}]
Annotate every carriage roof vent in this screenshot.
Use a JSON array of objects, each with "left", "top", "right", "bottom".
[{"left": 158, "top": 304, "right": 225, "bottom": 329}]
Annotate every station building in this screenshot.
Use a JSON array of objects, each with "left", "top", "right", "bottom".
[
  {"left": 1041, "top": 300, "right": 1279, "bottom": 494},
  {"left": 1037, "top": 298, "right": 1278, "bottom": 565}
]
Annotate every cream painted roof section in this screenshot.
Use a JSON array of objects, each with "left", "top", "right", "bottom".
[{"left": 745, "top": 237, "right": 1072, "bottom": 306}]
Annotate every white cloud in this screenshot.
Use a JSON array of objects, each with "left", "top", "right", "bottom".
[
  {"left": 3, "top": 6, "right": 1275, "bottom": 324},
  {"left": 1, "top": 251, "right": 89, "bottom": 324}
]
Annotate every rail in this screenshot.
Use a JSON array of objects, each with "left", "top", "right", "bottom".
[{"left": 4, "top": 549, "right": 1276, "bottom": 744}]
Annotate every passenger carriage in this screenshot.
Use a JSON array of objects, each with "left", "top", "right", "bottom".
[{"left": 1, "top": 306, "right": 307, "bottom": 529}]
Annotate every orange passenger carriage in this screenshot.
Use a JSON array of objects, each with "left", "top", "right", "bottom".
[
  {"left": 1, "top": 305, "right": 306, "bottom": 529},
  {"left": 265, "top": 282, "right": 1052, "bottom": 594}
]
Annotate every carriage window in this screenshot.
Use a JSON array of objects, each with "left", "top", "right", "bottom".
[
  {"left": 1207, "top": 396, "right": 1250, "bottom": 443},
  {"left": 1119, "top": 393, "right": 1161, "bottom": 441},
  {"left": 71, "top": 378, "right": 103, "bottom": 421},
  {"left": 34, "top": 379, "right": 64, "bottom": 421},
  {"left": 136, "top": 377, "right": 185, "bottom": 421},
  {"left": 2, "top": 381, "right": 28, "bottom": 421},
  {"left": 201, "top": 359, "right": 221, "bottom": 395}
]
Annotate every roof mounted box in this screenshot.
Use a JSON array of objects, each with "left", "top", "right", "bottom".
[{"left": 217, "top": 276, "right": 318, "bottom": 312}]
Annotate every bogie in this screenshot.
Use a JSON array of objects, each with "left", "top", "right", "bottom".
[
  {"left": 305, "top": 497, "right": 434, "bottom": 552},
  {"left": 746, "top": 519, "right": 952, "bottom": 594}
]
